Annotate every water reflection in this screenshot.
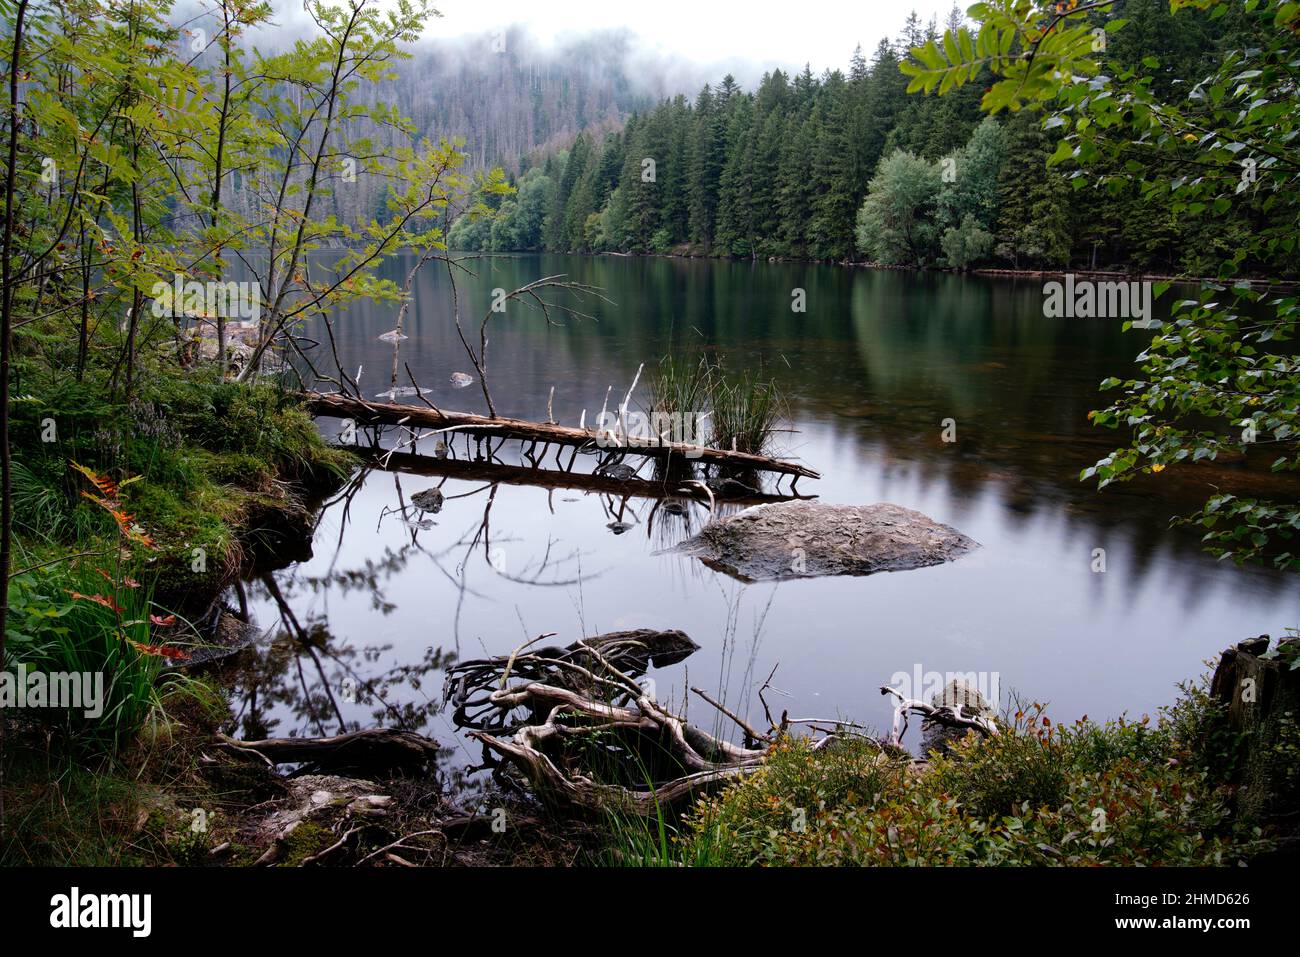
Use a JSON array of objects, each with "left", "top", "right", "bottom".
[{"left": 236, "top": 253, "right": 1296, "bottom": 761}]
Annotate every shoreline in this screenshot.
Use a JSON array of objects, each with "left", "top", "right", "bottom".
[{"left": 450, "top": 246, "right": 1300, "bottom": 287}]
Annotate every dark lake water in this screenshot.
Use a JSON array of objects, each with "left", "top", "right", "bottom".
[{"left": 230, "top": 253, "right": 1297, "bottom": 770}]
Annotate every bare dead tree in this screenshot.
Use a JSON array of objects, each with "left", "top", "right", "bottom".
[{"left": 445, "top": 267, "right": 608, "bottom": 417}]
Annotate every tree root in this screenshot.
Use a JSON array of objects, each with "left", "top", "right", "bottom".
[{"left": 448, "top": 637, "right": 998, "bottom": 817}]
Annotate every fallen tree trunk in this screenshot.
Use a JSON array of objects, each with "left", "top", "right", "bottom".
[
  {"left": 362, "top": 449, "right": 815, "bottom": 505},
  {"left": 218, "top": 728, "right": 444, "bottom": 774},
  {"left": 304, "top": 391, "right": 820, "bottom": 481}
]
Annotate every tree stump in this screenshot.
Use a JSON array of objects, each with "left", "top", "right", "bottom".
[{"left": 1210, "top": 635, "right": 1300, "bottom": 833}]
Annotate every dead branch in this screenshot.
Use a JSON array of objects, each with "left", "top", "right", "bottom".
[
  {"left": 443, "top": 628, "right": 699, "bottom": 733},
  {"left": 690, "top": 685, "right": 768, "bottom": 746},
  {"left": 451, "top": 272, "right": 608, "bottom": 417}
]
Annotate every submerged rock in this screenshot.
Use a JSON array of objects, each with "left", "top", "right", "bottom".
[
  {"left": 411, "top": 487, "right": 444, "bottom": 513},
  {"left": 675, "top": 500, "right": 978, "bottom": 582},
  {"left": 167, "top": 609, "right": 262, "bottom": 671},
  {"left": 373, "top": 385, "right": 432, "bottom": 400},
  {"left": 596, "top": 462, "right": 637, "bottom": 481}
]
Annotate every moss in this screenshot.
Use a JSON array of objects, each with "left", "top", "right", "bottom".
[
  {"left": 226, "top": 842, "right": 264, "bottom": 867},
  {"left": 12, "top": 381, "right": 356, "bottom": 609},
  {"left": 3, "top": 379, "right": 357, "bottom": 862},
  {"left": 121, "top": 480, "right": 241, "bottom": 607},
  {"left": 202, "top": 450, "right": 276, "bottom": 490},
  {"left": 278, "top": 820, "right": 338, "bottom": 866},
  {"left": 0, "top": 742, "right": 207, "bottom": 866}
]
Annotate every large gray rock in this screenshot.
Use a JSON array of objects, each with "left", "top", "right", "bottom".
[{"left": 675, "top": 501, "right": 978, "bottom": 582}]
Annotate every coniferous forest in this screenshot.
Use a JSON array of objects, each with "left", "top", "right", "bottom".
[{"left": 450, "top": 2, "right": 1291, "bottom": 277}]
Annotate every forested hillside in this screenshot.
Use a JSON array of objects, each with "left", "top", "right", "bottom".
[
  {"left": 449, "top": 1, "right": 1290, "bottom": 276},
  {"left": 219, "top": 27, "right": 660, "bottom": 229}
]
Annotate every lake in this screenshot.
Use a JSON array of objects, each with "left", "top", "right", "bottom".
[{"left": 230, "top": 253, "right": 1297, "bottom": 771}]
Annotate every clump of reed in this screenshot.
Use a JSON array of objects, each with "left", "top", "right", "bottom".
[
  {"left": 645, "top": 355, "right": 714, "bottom": 432},
  {"left": 645, "top": 354, "right": 785, "bottom": 457},
  {"left": 708, "top": 366, "right": 784, "bottom": 456}
]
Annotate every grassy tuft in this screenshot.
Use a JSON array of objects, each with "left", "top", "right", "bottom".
[
  {"left": 708, "top": 365, "right": 784, "bottom": 456},
  {"left": 645, "top": 354, "right": 785, "bottom": 457}
]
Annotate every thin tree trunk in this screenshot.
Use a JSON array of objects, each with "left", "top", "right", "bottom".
[
  {"left": 211, "top": 0, "right": 233, "bottom": 376},
  {"left": 237, "top": 10, "right": 361, "bottom": 382},
  {"left": 77, "top": 220, "right": 89, "bottom": 379},
  {"left": 0, "top": 0, "right": 32, "bottom": 837}
]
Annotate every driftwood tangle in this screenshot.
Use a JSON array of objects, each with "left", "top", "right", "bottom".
[
  {"left": 443, "top": 629, "right": 700, "bottom": 734},
  {"left": 441, "top": 631, "right": 996, "bottom": 815},
  {"left": 304, "top": 391, "right": 820, "bottom": 481}
]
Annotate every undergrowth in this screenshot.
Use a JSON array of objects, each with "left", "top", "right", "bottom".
[{"left": 602, "top": 677, "right": 1263, "bottom": 867}]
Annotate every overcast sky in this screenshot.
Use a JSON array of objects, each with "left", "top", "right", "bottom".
[
  {"left": 434, "top": 0, "right": 958, "bottom": 69},
  {"left": 252, "top": 0, "right": 962, "bottom": 74}
]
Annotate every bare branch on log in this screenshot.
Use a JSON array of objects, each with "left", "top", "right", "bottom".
[
  {"left": 879, "top": 685, "right": 998, "bottom": 746},
  {"left": 690, "top": 685, "right": 768, "bottom": 746}
]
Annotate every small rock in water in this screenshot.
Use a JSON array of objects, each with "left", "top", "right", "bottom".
[
  {"left": 607, "top": 520, "right": 635, "bottom": 535},
  {"left": 706, "top": 475, "right": 759, "bottom": 495},
  {"left": 377, "top": 329, "right": 409, "bottom": 343},
  {"left": 411, "top": 487, "right": 445, "bottom": 514},
  {"left": 401, "top": 517, "right": 435, "bottom": 530},
  {"left": 598, "top": 463, "right": 637, "bottom": 482},
  {"left": 661, "top": 498, "right": 689, "bottom": 516},
  {"left": 449, "top": 372, "right": 474, "bottom": 388}
]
